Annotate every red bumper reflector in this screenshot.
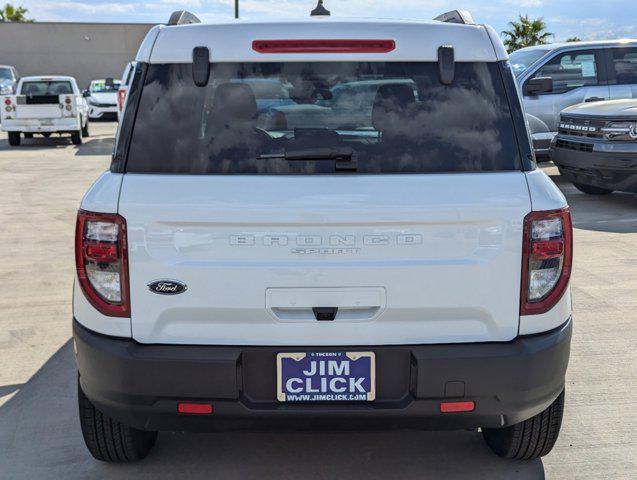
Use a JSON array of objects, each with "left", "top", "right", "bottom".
[
  {"left": 252, "top": 39, "right": 396, "bottom": 54},
  {"left": 178, "top": 403, "right": 213, "bottom": 414},
  {"left": 440, "top": 401, "right": 475, "bottom": 413}
]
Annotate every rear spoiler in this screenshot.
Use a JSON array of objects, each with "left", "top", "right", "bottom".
[{"left": 434, "top": 10, "right": 475, "bottom": 25}]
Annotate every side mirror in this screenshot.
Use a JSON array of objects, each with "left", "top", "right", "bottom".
[
  {"left": 524, "top": 77, "right": 553, "bottom": 96},
  {"left": 82, "top": 90, "right": 91, "bottom": 98}
]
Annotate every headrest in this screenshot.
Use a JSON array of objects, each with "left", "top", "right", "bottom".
[
  {"left": 211, "top": 83, "right": 257, "bottom": 123},
  {"left": 372, "top": 83, "right": 416, "bottom": 135}
]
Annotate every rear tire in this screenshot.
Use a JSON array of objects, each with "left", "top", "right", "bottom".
[
  {"left": 71, "top": 131, "right": 82, "bottom": 145},
  {"left": 573, "top": 182, "right": 613, "bottom": 195},
  {"left": 82, "top": 118, "right": 90, "bottom": 137},
  {"left": 78, "top": 377, "right": 157, "bottom": 462},
  {"left": 482, "top": 390, "right": 565, "bottom": 459},
  {"left": 8, "top": 132, "right": 20, "bottom": 146}
]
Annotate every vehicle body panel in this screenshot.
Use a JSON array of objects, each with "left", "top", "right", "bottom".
[{"left": 117, "top": 172, "right": 532, "bottom": 346}]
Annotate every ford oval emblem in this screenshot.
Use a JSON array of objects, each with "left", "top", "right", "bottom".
[{"left": 148, "top": 280, "right": 187, "bottom": 295}]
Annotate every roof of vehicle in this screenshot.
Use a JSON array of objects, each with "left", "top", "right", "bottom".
[
  {"left": 514, "top": 39, "right": 637, "bottom": 53},
  {"left": 19, "top": 75, "right": 76, "bottom": 82},
  {"left": 562, "top": 98, "right": 637, "bottom": 118},
  {"left": 137, "top": 18, "right": 507, "bottom": 63}
]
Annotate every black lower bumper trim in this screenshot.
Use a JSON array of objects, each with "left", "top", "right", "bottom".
[
  {"left": 74, "top": 318, "right": 571, "bottom": 432},
  {"left": 552, "top": 141, "right": 637, "bottom": 193}
]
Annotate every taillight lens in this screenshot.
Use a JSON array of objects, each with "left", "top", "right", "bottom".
[
  {"left": 4, "top": 98, "right": 11, "bottom": 105},
  {"left": 75, "top": 210, "right": 130, "bottom": 317},
  {"left": 521, "top": 208, "right": 572, "bottom": 315},
  {"left": 118, "top": 89, "right": 126, "bottom": 111}
]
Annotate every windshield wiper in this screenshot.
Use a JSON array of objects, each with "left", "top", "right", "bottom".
[{"left": 257, "top": 147, "right": 357, "bottom": 171}]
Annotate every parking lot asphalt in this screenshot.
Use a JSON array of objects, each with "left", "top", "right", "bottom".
[{"left": 0, "top": 122, "right": 635, "bottom": 479}]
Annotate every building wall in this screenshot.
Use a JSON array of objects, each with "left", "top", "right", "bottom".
[{"left": 0, "top": 22, "right": 154, "bottom": 89}]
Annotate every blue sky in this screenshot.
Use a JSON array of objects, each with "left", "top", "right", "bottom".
[{"left": 19, "top": 0, "right": 629, "bottom": 42}]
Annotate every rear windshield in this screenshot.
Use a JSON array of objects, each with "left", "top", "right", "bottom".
[
  {"left": 126, "top": 62, "right": 521, "bottom": 174},
  {"left": 21, "top": 81, "right": 73, "bottom": 96},
  {"left": 90, "top": 80, "right": 120, "bottom": 93}
]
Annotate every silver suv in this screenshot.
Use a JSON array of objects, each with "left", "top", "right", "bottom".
[{"left": 511, "top": 40, "right": 637, "bottom": 158}]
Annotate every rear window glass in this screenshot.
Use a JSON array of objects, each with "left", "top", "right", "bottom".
[
  {"left": 126, "top": 62, "right": 521, "bottom": 174},
  {"left": 90, "top": 80, "right": 121, "bottom": 93},
  {"left": 21, "top": 81, "right": 73, "bottom": 96}
]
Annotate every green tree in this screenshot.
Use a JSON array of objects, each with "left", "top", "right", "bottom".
[
  {"left": 501, "top": 14, "right": 552, "bottom": 52},
  {"left": 566, "top": 36, "right": 582, "bottom": 42},
  {"left": 0, "top": 3, "right": 33, "bottom": 22}
]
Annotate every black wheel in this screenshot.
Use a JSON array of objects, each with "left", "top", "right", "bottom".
[
  {"left": 8, "top": 132, "right": 20, "bottom": 146},
  {"left": 482, "top": 390, "right": 565, "bottom": 459},
  {"left": 82, "top": 117, "right": 90, "bottom": 137},
  {"left": 78, "top": 377, "right": 157, "bottom": 462},
  {"left": 24, "top": 133, "right": 34, "bottom": 139},
  {"left": 41, "top": 132, "right": 51, "bottom": 138},
  {"left": 573, "top": 182, "right": 613, "bottom": 195},
  {"left": 71, "top": 131, "right": 82, "bottom": 145}
]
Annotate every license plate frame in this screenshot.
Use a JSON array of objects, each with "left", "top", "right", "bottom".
[{"left": 276, "top": 351, "right": 376, "bottom": 402}]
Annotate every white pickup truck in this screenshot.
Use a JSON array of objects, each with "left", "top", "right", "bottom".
[
  {"left": 1, "top": 75, "right": 89, "bottom": 146},
  {"left": 74, "top": 9, "right": 573, "bottom": 463}
]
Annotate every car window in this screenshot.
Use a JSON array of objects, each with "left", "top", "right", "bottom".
[
  {"left": 90, "top": 80, "right": 121, "bottom": 93},
  {"left": 234, "top": 79, "right": 290, "bottom": 100},
  {"left": 0, "top": 67, "right": 13, "bottom": 81},
  {"left": 21, "top": 81, "right": 73, "bottom": 96},
  {"left": 532, "top": 50, "right": 599, "bottom": 93},
  {"left": 126, "top": 61, "right": 522, "bottom": 174},
  {"left": 509, "top": 49, "right": 550, "bottom": 76},
  {"left": 611, "top": 47, "right": 637, "bottom": 85}
]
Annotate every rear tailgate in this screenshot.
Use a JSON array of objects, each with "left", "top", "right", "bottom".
[
  {"left": 13, "top": 94, "right": 71, "bottom": 119},
  {"left": 119, "top": 173, "right": 530, "bottom": 346}
]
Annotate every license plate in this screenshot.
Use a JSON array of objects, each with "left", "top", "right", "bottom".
[{"left": 277, "top": 351, "right": 375, "bottom": 402}]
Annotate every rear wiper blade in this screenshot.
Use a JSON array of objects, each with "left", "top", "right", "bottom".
[
  {"left": 258, "top": 147, "right": 354, "bottom": 161},
  {"left": 257, "top": 147, "right": 357, "bottom": 171}
]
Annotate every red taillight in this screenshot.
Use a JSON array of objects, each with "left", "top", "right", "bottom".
[
  {"left": 252, "top": 39, "right": 396, "bottom": 54},
  {"left": 75, "top": 210, "right": 130, "bottom": 317},
  {"left": 118, "top": 89, "right": 126, "bottom": 111},
  {"left": 520, "top": 208, "right": 572, "bottom": 316},
  {"left": 178, "top": 403, "right": 213, "bottom": 414},
  {"left": 4, "top": 98, "right": 11, "bottom": 105},
  {"left": 65, "top": 97, "right": 72, "bottom": 104},
  {"left": 440, "top": 401, "right": 475, "bottom": 413}
]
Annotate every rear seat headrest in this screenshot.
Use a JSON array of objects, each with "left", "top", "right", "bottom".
[
  {"left": 372, "top": 84, "right": 416, "bottom": 135},
  {"left": 211, "top": 83, "right": 257, "bottom": 123}
]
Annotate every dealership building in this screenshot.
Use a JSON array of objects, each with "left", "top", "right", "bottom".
[{"left": 0, "top": 22, "right": 154, "bottom": 89}]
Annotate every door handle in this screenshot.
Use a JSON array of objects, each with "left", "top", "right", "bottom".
[{"left": 585, "top": 97, "right": 605, "bottom": 103}]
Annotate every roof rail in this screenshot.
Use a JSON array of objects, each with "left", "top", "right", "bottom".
[
  {"left": 434, "top": 10, "right": 475, "bottom": 25},
  {"left": 167, "top": 10, "right": 201, "bottom": 26}
]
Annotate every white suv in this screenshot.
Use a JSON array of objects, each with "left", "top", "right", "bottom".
[{"left": 73, "top": 10, "right": 573, "bottom": 462}]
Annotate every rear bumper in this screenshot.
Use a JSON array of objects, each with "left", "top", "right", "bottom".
[
  {"left": 1, "top": 117, "right": 80, "bottom": 133},
  {"left": 552, "top": 138, "right": 637, "bottom": 193},
  {"left": 88, "top": 105, "right": 117, "bottom": 118},
  {"left": 74, "top": 317, "right": 572, "bottom": 432}
]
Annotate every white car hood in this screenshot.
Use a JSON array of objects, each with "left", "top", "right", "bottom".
[{"left": 89, "top": 92, "right": 117, "bottom": 103}]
